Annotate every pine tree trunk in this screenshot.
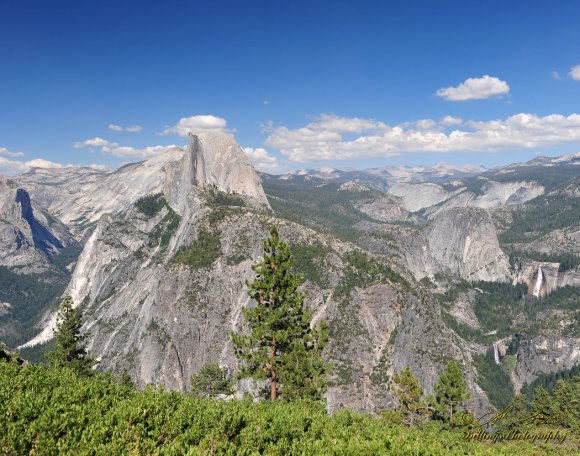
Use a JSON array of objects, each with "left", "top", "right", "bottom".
[{"left": 271, "top": 338, "right": 277, "bottom": 400}]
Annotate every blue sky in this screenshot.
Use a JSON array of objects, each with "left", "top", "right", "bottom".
[{"left": 1, "top": 0, "right": 580, "bottom": 174}]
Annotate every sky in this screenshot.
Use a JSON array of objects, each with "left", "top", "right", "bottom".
[{"left": 1, "top": 0, "right": 580, "bottom": 175}]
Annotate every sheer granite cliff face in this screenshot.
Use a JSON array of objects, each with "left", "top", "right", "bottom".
[
  {"left": 404, "top": 207, "right": 511, "bottom": 283},
  {"left": 16, "top": 132, "right": 270, "bottom": 238},
  {"left": 188, "top": 132, "right": 271, "bottom": 209},
  {"left": 0, "top": 176, "right": 73, "bottom": 272},
  {"left": 21, "top": 131, "right": 271, "bottom": 347}
]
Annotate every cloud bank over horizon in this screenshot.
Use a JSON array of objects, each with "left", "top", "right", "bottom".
[{"left": 265, "top": 112, "right": 580, "bottom": 163}]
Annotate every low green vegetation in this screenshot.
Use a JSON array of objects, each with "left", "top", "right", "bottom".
[
  {"left": 133, "top": 194, "right": 182, "bottom": 263},
  {"left": 263, "top": 179, "right": 377, "bottom": 242},
  {"left": 135, "top": 193, "right": 167, "bottom": 217},
  {"left": 49, "top": 244, "right": 83, "bottom": 272},
  {"left": 0, "top": 266, "right": 69, "bottom": 346},
  {"left": 473, "top": 350, "right": 515, "bottom": 410},
  {"left": 335, "top": 251, "right": 408, "bottom": 299},
  {"left": 440, "top": 280, "right": 579, "bottom": 342},
  {"left": 441, "top": 311, "right": 491, "bottom": 344},
  {"left": 472, "top": 282, "right": 528, "bottom": 335},
  {"left": 3, "top": 359, "right": 576, "bottom": 454},
  {"left": 172, "top": 228, "right": 222, "bottom": 269},
  {"left": 190, "top": 363, "right": 233, "bottom": 398},
  {"left": 205, "top": 189, "right": 246, "bottom": 207},
  {"left": 499, "top": 192, "right": 580, "bottom": 243},
  {"left": 290, "top": 242, "right": 333, "bottom": 287},
  {"left": 148, "top": 206, "right": 181, "bottom": 251},
  {"left": 508, "top": 250, "right": 580, "bottom": 272},
  {"left": 521, "top": 365, "right": 580, "bottom": 399}
]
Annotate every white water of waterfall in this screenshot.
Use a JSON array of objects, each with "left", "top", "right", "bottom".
[
  {"left": 532, "top": 266, "right": 543, "bottom": 297},
  {"left": 493, "top": 343, "right": 500, "bottom": 365}
]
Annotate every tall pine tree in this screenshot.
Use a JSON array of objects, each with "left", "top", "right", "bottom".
[
  {"left": 46, "top": 295, "right": 96, "bottom": 376},
  {"left": 430, "top": 359, "right": 470, "bottom": 423},
  {"left": 231, "top": 226, "right": 329, "bottom": 400},
  {"left": 392, "top": 366, "right": 429, "bottom": 426}
]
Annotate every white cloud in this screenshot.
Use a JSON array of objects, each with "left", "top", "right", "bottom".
[
  {"left": 242, "top": 147, "right": 284, "bottom": 172},
  {"left": 74, "top": 137, "right": 118, "bottom": 149},
  {"left": 161, "top": 115, "right": 227, "bottom": 136},
  {"left": 570, "top": 65, "right": 580, "bottom": 81},
  {"left": 0, "top": 147, "right": 24, "bottom": 158},
  {"left": 108, "top": 124, "right": 143, "bottom": 132},
  {"left": 436, "top": 75, "right": 510, "bottom": 101},
  {"left": 263, "top": 100, "right": 270, "bottom": 105},
  {"left": 265, "top": 112, "right": 580, "bottom": 162},
  {"left": 440, "top": 116, "right": 463, "bottom": 126},
  {"left": 0, "top": 157, "right": 28, "bottom": 173},
  {"left": 74, "top": 136, "right": 178, "bottom": 158},
  {"left": 23, "top": 159, "right": 66, "bottom": 169},
  {"left": 101, "top": 144, "right": 179, "bottom": 158},
  {"left": 552, "top": 71, "right": 561, "bottom": 80},
  {"left": 0, "top": 157, "right": 72, "bottom": 175}
]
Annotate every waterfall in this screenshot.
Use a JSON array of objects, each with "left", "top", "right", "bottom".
[
  {"left": 532, "top": 266, "right": 543, "bottom": 297},
  {"left": 493, "top": 343, "right": 500, "bottom": 365}
]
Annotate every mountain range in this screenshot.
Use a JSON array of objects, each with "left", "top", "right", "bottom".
[{"left": 0, "top": 133, "right": 578, "bottom": 414}]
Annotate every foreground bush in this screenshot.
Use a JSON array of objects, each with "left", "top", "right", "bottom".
[{"left": 0, "top": 361, "right": 575, "bottom": 455}]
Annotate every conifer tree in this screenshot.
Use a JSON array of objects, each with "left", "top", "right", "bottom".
[
  {"left": 392, "top": 366, "right": 429, "bottom": 426},
  {"left": 231, "top": 226, "right": 329, "bottom": 400},
  {"left": 430, "top": 359, "right": 470, "bottom": 423},
  {"left": 46, "top": 295, "right": 96, "bottom": 376},
  {"left": 530, "top": 385, "right": 559, "bottom": 425},
  {"left": 190, "top": 363, "right": 233, "bottom": 398}
]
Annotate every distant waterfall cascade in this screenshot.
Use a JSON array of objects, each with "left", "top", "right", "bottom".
[
  {"left": 493, "top": 343, "right": 500, "bottom": 365},
  {"left": 532, "top": 266, "right": 543, "bottom": 297}
]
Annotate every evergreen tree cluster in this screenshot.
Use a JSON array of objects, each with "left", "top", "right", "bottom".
[{"left": 391, "top": 361, "right": 472, "bottom": 428}]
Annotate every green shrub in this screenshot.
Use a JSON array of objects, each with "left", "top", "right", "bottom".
[
  {"left": 172, "top": 229, "right": 221, "bottom": 269},
  {"left": 473, "top": 350, "right": 514, "bottom": 410},
  {"left": 1, "top": 360, "right": 570, "bottom": 455},
  {"left": 135, "top": 193, "right": 166, "bottom": 217}
]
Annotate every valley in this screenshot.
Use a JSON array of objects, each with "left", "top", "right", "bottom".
[{"left": 0, "top": 133, "right": 578, "bottom": 416}]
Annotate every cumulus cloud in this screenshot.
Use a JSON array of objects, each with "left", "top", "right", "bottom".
[
  {"left": 552, "top": 71, "right": 561, "bottom": 80},
  {"left": 0, "top": 146, "right": 24, "bottom": 158},
  {"left": 440, "top": 116, "right": 463, "bottom": 126},
  {"left": 242, "top": 147, "right": 284, "bottom": 172},
  {"left": 74, "top": 137, "right": 118, "bottom": 149},
  {"left": 0, "top": 157, "right": 72, "bottom": 175},
  {"left": 436, "top": 75, "right": 510, "bottom": 101},
  {"left": 265, "top": 112, "right": 580, "bottom": 162},
  {"left": 101, "top": 144, "right": 179, "bottom": 158},
  {"left": 108, "top": 124, "right": 143, "bottom": 132},
  {"left": 161, "top": 115, "right": 227, "bottom": 136},
  {"left": 74, "top": 136, "right": 178, "bottom": 158},
  {"left": 570, "top": 65, "right": 580, "bottom": 81}
]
